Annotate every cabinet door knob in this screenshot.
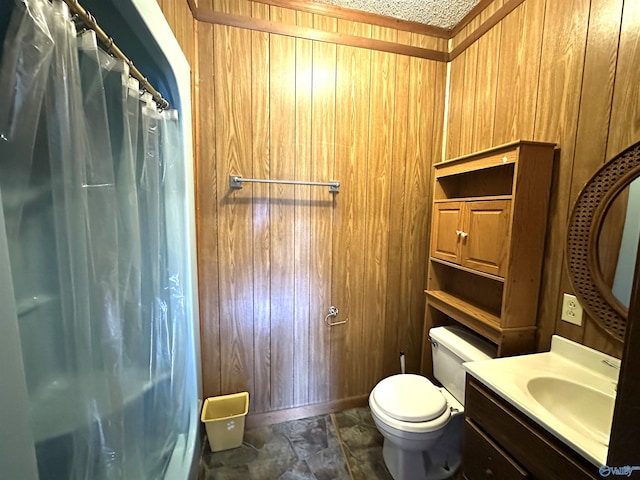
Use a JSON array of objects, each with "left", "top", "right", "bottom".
[
  {"left": 459, "top": 231, "right": 468, "bottom": 238},
  {"left": 484, "top": 468, "right": 494, "bottom": 478}
]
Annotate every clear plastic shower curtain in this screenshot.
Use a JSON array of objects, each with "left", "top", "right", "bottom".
[{"left": 0, "top": 1, "right": 194, "bottom": 479}]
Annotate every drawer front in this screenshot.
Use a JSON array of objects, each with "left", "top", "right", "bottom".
[
  {"left": 463, "top": 419, "right": 528, "bottom": 480},
  {"left": 465, "top": 377, "right": 598, "bottom": 480}
]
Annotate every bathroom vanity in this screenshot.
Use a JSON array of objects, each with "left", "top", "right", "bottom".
[
  {"left": 461, "top": 336, "right": 618, "bottom": 480},
  {"left": 462, "top": 376, "right": 599, "bottom": 479}
]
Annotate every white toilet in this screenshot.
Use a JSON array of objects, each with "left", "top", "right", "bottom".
[{"left": 369, "top": 326, "right": 496, "bottom": 480}]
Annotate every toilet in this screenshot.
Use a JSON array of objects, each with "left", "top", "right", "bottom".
[{"left": 369, "top": 326, "right": 496, "bottom": 480}]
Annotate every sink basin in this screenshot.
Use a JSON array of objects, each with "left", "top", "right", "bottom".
[
  {"left": 463, "top": 335, "right": 621, "bottom": 466},
  {"left": 527, "top": 377, "right": 615, "bottom": 447}
]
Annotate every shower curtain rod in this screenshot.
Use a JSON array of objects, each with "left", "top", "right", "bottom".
[{"left": 62, "top": 0, "right": 170, "bottom": 110}]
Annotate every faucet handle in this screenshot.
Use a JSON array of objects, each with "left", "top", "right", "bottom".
[{"left": 602, "top": 359, "right": 620, "bottom": 370}]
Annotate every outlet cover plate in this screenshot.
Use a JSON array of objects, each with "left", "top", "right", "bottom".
[{"left": 561, "top": 293, "right": 583, "bottom": 326}]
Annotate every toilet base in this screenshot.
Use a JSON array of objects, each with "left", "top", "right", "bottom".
[{"left": 381, "top": 416, "right": 462, "bottom": 480}]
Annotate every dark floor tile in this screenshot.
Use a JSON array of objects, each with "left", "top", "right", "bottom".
[
  {"left": 202, "top": 464, "right": 251, "bottom": 480},
  {"left": 202, "top": 442, "right": 259, "bottom": 469},
  {"left": 276, "top": 415, "right": 329, "bottom": 460},
  {"left": 347, "top": 445, "right": 392, "bottom": 480},
  {"left": 305, "top": 445, "right": 351, "bottom": 480},
  {"left": 199, "top": 406, "right": 387, "bottom": 480},
  {"left": 339, "top": 423, "right": 382, "bottom": 450},
  {"left": 247, "top": 432, "right": 299, "bottom": 480},
  {"left": 278, "top": 459, "right": 318, "bottom": 480}
]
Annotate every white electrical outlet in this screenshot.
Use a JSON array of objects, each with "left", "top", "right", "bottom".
[{"left": 561, "top": 293, "right": 583, "bottom": 326}]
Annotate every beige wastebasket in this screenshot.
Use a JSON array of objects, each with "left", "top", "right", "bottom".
[{"left": 201, "top": 392, "right": 249, "bottom": 452}]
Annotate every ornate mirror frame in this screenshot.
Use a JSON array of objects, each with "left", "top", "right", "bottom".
[{"left": 566, "top": 140, "right": 640, "bottom": 343}]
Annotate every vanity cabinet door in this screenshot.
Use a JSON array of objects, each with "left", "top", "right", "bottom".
[
  {"left": 463, "top": 419, "right": 528, "bottom": 480},
  {"left": 461, "top": 200, "right": 510, "bottom": 277},
  {"left": 464, "top": 377, "right": 599, "bottom": 480}
]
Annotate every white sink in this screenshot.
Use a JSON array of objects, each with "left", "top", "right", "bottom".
[
  {"left": 527, "top": 376, "right": 615, "bottom": 447},
  {"left": 464, "top": 335, "right": 620, "bottom": 467}
]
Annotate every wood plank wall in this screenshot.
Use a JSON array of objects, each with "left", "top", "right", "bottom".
[
  {"left": 158, "top": 0, "right": 639, "bottom": 417},
  {"left": 445, "top": 0, "right": 640, "bottom": 358},
  {"left": 189, "top": 0, "right": 446, "bottom": 413}
]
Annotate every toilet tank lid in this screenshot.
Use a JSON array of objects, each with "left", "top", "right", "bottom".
[{"left": 429, "top": 326, "right": 496, "bottom": 362}]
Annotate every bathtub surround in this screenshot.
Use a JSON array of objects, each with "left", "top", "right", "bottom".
[{"left": 0, "top": 0, "right": 199, "bottom": 477}]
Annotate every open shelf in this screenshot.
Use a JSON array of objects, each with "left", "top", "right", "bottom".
[
  {"left": 422, "top": 141, "right": 556, "bottom": 373},
  {"left": 430, "top": 257, "right": 506, "bottom": 283},
  {"left": 425, "top": 290, "right": 502, "bottom": 343}
]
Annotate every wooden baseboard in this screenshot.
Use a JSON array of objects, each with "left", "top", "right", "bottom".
[{"left": 245, "top": 395, "right": 369, "bottom": 429}]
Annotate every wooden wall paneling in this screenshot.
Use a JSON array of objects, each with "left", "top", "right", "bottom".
[
  {"left": 362, "top": 25, "right": 397, "bottom": 390},
  {"left": 471, "top": 21, "right": 502, "bottom": 152},
  {"left": 332, "top": 18, "right": 372, "bottom": 399},
  {"left": 293, "top": 9, "right": 313, "bottom": 408},
  {"left": 399, "top": 35, "right": 440, "bottom": 374},
  {"left": 196, "top": 21, "right": 221, "bottom": 399},
  {"left": 513, "top": 0, "right": 546, "bottom": 141},
  {"left": 308, "top": 13, "right": 337, "bottom": 404},
  {"left": 269, "top": 7, "right": 297, "bottom": 410},
  {"left": 199, "top": 0, "right": 213, "bottom": 10},
  {"left": 562, "top": 0, "right": 624, "bottom": 357},
  {"left": 533, "top": 0, "right": 590, "bottom": 350},
  {"left": 460, "top": 41, "right": 478, "bottom": 155},
  {"left": 214, "top": 23, "right": 256, "bottom": 398},
  {"left": 214, "top": 0, "right": 251, "bottom": 15},
  {"left": 606, "top": 0, "right": 640, "bottom": 160},
  {"left": 492, "top": 4, "right": 525, "bottom": 146},
  {"left": 383, "top": 30, "right": 411, "bottom": 379},
  {"left": 250, "top": 1, "right": 271, "bottom": 414},
  {"left": 445, "top": 54, "right": 466, "bottom": 159}
]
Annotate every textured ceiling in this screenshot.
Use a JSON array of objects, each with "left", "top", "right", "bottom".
[{"left": 311, "top": 0, "right": 481, "bottom": 29}]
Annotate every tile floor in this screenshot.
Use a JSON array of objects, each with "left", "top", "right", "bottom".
[{"left": 198, "top": 407, "right": 393, "bottom": 480}]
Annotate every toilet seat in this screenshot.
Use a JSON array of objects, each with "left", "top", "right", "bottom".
[{"left": 370, "top": 374, "right": 452, "bottom": 433}]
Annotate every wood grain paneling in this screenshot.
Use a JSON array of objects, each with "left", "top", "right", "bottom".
[
  {"left": 383, "top": 29, "right": 411, "bottom": 378},
  {"left": 251, "top": 1, "right": 271, "bottom": 413},
  {"left": 308, "top": 13, "right": 336, "bottom": 406},
  {"left": 162, "top": 0, "right": 640, "bottom": 417},
  {"left": 362, "top": 25, "right": 396, "bottom": 390},
  {"left": 214, "top": 23, "right": 255, "bottom": 396},
  {"left": 270, "top": 8, "right": 297, "bottom": 410},
  {"left": 332, "top": 18, "right": 371, "bottom": 399},
  {"left": 443, "top": 0, "right": 637, "bottom": 358},
  {"left": 293, "top": 10, "right": 313, "bottom": 408},
  {"left": 188, "top": 1, "right": 445, "bottom": 414}
]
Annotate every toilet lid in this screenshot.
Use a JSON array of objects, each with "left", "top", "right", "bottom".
[{"left": 372, "top": 374, "right": 447, "bottom": 422}]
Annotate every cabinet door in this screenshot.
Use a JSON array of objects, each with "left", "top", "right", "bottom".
[
  {"left": 431, "top": 202, "right": 464, "bottom": 264},
  {"left": 461, "top": 200, "right": 511, "bottom": 277}
]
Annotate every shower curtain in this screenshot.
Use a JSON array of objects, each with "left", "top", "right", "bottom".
[{"left": 0, "top": 1, "right": 195, "bottom": 478}]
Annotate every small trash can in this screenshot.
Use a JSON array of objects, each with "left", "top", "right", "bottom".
[{"left": 201, "top": 392, "right": 249, "bottom": 452}]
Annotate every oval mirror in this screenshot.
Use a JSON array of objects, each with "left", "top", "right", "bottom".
[
  {"left": 566, "top": 140, "right": 640, "bottom": 342},
  {"left": 596, "top": 179, "right": 640, "bottom": 311}
]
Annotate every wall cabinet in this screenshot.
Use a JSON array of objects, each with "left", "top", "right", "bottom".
[
  {"left": 422, "top": 141, "right": 555, "bottom": 371},
  {"left": 431, "top": 200, "right": 511, "bottom": 277},
  {"left": 462, "top": 375, "right": 599, "bottom": 480}
]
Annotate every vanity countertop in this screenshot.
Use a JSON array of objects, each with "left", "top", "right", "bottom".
[{"left": 463, "top": 335, "right": 620, "bottom": 467}]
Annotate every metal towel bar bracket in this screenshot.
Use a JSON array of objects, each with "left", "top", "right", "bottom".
[{"left": 229, "top": 175, "right": 340, "bottom": 193}]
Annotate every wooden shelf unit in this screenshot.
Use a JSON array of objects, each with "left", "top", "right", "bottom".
[{"left": 422, "top": 141, "right": 555, "bottom": 374}]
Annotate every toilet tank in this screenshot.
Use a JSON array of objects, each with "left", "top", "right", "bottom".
[{"left": 429, "top": 326, "right": 496, "bottom": 405}]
